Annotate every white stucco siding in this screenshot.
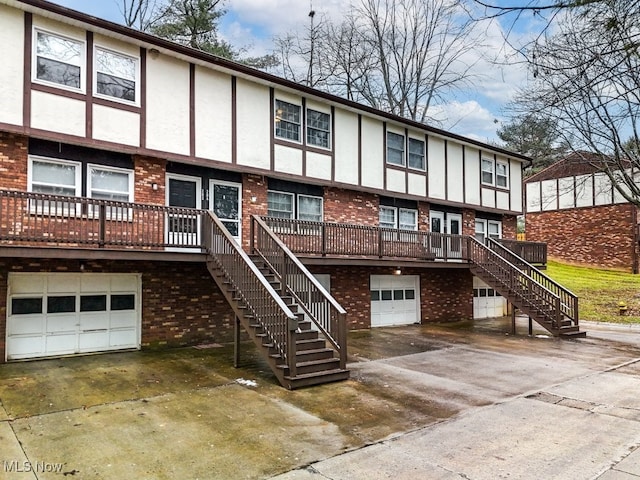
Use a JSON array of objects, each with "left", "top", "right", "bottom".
[
  {"left": 274, "top": 144, "right": 302, "bottom": 176},
  {"left": 31, "top": 91, "right": 85, "bottom": 137},
  {"left": 496, "top": 191, "right": 510, "bottom": 210},
  {"left": 0, "top": 5, "right": 24, "bottom": 126},
  {"left": 306, "top": 151, "right": 332, "bottom": 181},
  {"left": 427, "top": 136, "right": 446, "bottom": 199},
  {"left": 360, "top": 116, "right": 384, "bottom": 189},
  {"left": 575, "top": 174, "right": 594, "bottom": 208},
  {"left": 594, "top": 173, "right": 613, "bottom": 206},
  {"left": 558, "top": 177, "right": 575, "bottom": 209},
  {"left": 481, "top": 188, "right": 496, "bottom": 209},
  {"left": 334, "top": 109, "right": 359, "bottom": 185},
  {"left": 446, "top": 142, "right": 464, "bottom": 203},
  {"left": 464, "top": 147, "right": 481, "bottom": 205},
  {"left": 510, "top": 162, "right": 522, "bottom": 212},
  {"left": 236, "top": 79, "right": 270, "bottom": 170},
  {"left": 92, "top": 105, "right": 139, "bottom": 146},
  {"left": 541, "top": 179, "right": 558, "bottom": 211},
  {"left": 145, "top": 55, "right": 190, "bottom": 154},
  {"left": 386, "top": 168, "right": 405, "bottom": 194},
  {"left": 194, "top": 67, "right": 232, "bottom": 163},
  {"left": 407, "top": 172, "right": 427, "bottom": 197},
  {"left": 526, "top": 182, "right": 541, "bottom": 212}
]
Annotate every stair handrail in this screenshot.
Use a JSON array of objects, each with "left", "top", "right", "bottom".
[
  {"left": 251, "top": 215, "right": 348, "bottom": 370},
  {"left": 468, "top": 237, "right": 564, "bottom": 329},
  {"left": 486, "top": 238, "right": 578, "bottom": 324},
  {"left": 202, "top": 212, "right": 299, "bottom": 373}
]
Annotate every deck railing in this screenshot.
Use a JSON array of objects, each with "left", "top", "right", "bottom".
[
  {"left": 252, "top": 215, "right": 348, "bottom": 370},
  {"left": 497, "top": 238, "right": 547, "bottom": 266},
  {"left": 0, "top": 190, "right": 205, "bottom": 249},
  {"left": 202, "top": 212, "right": 299, "bottom": 374},
  {"left": 259, "top": 217, "right": 469, "bottom": 261}
]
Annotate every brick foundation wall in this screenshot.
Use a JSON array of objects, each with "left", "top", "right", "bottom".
[
  {"left": 526, "top": 204, "right": 637, "bottom": 272},
  {"left": 0, "top": 259, "right": 235, "bottom": 362},
  {"left": 0, "top": 132, "right": 28, "bottom": 190}
]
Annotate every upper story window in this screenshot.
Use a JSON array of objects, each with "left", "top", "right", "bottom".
[
  {"left": 95, "top": 47, "right": 138, "bottom": 103},
  {"left": 275, "top": 100, "right": 301, "bottom": 142},
  {"left": 267, "top": 191, "right": 294, "bottom": 219},
  {"left": 29, "top": 157, "right": 81, "bottom": 197},
  {"left": 386, "top": 132, "right": 405, "bottom": 166},
  {"left": 88, "top": 165, "right": 134, "bottom": 202},
  {"left": 481, "top": 158, "right": 494, "bottom": 185},
  {"left": 496, "top": 161, "right": 508, "bottom": 188},
  {"left": 34, "top": 30, "right": 84, "bottom": 91},
  {"left": 307, "top": 109, "right": 330, "bottom": 149},
  {"left": 267, "top": 190, "right": 323, "bottom": 222},
  {"left": 408, "top": 138, "right": 425, "bottom": 170},
  {"left": 298, "top": 194, "right": 323, "bottom": 222},
  {"left": 475, "top": 219, "right": 502, "bottom": 242},
  {"left": 379, "top": 206, "right": 418, "bottom": 230}
]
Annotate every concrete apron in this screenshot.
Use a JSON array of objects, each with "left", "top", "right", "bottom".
[{"left": 0, "top": 317, "right": 638, "bottom": 479}]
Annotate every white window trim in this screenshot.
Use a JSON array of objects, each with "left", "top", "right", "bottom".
[
  {"left": 379, "top": 206, "right": 397, "bottom": 229},
  {"left": 475, "top": 218, "right": 502, "bottom": 241},
  {"left": 386, "top": 131, "right": 406, "bottom": 166},
  {"left": 408, "top": 137, "right": 426, "bottom": 171},
  {"left": 274, "top": 99, "right": 302, "bottom": 144},
  {"left": 481, "top": 158, "right": 495, "bottom": 186},
  {"left": 93, "top": 45, "right": 140, "bottom": 106},
  {"left": 306, "top": 108, "right": 331, "bottom": 150},
  {"left": 267, "top": 190, "right": 295, "bottom": 219},
  {"left": 32, "top": 27, "right": 86, "bottom": 93},
  {"left": 399, "top": 208, "right": 418, "bottom": 231},
  {"left": 496, "top": 160, "right": 509, "bottom": 189},
  {"left": 28, "top": 156, "right": 82, "bottom": 197},
  {"left": 87, "top": 163, "right": 134, "bottom": 203},
  {"left": 297, "top": 194, "right": 323, "bottom": 222}
]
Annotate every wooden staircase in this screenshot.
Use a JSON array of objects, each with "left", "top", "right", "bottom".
[
  {"left": 202, "top": 212, "right": 349, "bottom": 389},
  {"left": 469, "top": 237, "right": 585, "bottom": 338}
]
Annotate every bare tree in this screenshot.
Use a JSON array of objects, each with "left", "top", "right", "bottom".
[
  {"left": 509, "top": 1, "right": 640, "bottom": 204},
  {"left": 274, "top": 0, "right": 481, "bottom": 125},
  {"left": 118, "top": 0, "right": 162, "bottom": 31}
]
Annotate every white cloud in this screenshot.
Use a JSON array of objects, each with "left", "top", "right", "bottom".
[{"left": 429, "top": 100, "right": 502, "bottom": 144}]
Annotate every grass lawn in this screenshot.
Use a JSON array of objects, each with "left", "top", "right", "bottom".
[{"left": 544, "top": 260, "right": 640, "bottom": 324}]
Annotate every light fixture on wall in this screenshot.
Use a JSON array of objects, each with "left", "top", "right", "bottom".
[
  {"left": 152, "top": 183, "right": 158, "bottom": 191},
  {"left": 394, "top": 268, "right": 402, "bottom": 275},
  {"left": 250, "top": 195, "right": 257, "bottom": 203},
  {"left": 149, "top": 48, "right": 160, "bottom": 59}
]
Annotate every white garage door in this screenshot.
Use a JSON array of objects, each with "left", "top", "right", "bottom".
[
  {"left": 370, "top": 275, "right": 420, "bottom": 327},
  {"left": 473, "top": 277, "right": 507, "bottom": 319},
  {"left": 7, "top": 273, "right": 141, "bottom": 361}
]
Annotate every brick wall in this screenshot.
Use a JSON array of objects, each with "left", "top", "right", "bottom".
[
  {"left": 241, "top": 174, "right": 269, "bottom": 249},
  {"left": 0, "top": 259, "right": 235, "bottom": 362},
  {"left": 502, "top": 215, "right": 517, "bottom": 240},
  {"left": 526, "top": 204, "right": 637, "bottom": 272},
  {"left": 134, "top": 155, "right": 166, "bottom": 205},
  {"left": 0, "top": 132, "right": 28, "bottom": 190},
  {"left": 462, "top": 209, "right": 476, "bottom": 236},
  {"left": 324, "top": 188, "right": 379, "bottom": 225}
]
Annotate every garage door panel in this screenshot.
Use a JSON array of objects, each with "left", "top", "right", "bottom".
[
  {"left": 11, "top": 276, "right": 45, "bottom": 294},
  {"left": 110, "top": 311, "right": 137, "bottom": 329},
  {"left": 79, "top": 331, "right": 110, "bottom": 351},
  {"left": 45, "top": 333, "right": 77, "bottom": 354},
  {"left": 7, "top": 316, "right": 43, "bottom": 336},
  {"left": 110, "top": 275, "right": 138, "bottom": 291},
  {"left": 80, "top": 313, "right": 110, "bottom": 331},
  {"left": 7, "top": 336, "right": 45, "bottom": 359},
  {"left": 109, "top": 329, "right": 137, "bottom": 347},
  {"left": 371, "top": 275, "right": 419, "bottom": 327},
  {"left": 47, "top": 315, "right": 78, "bottom": 333},
  {"left": 48, "top": 276, "right": 79, "bottom": 294}
]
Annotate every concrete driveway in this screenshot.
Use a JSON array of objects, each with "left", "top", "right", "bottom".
[{"left": 1, "top": 317, "right": 640, "bottom": 479}]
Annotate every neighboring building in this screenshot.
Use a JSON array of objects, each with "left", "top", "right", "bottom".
[
  {"left": 0, "top": 0, "right": 579, "bottom": 387},
  {"left": 525, "top": 152, "right": 640, "bottom": 273}
]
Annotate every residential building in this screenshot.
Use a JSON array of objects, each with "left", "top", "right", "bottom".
[{"left": 0, "top": 0, "right": 581, "bottom": 388}]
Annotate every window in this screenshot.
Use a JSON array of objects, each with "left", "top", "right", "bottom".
[
  {"left": 387, "top": 132, "right": 405, "bottom": 166},
  {"left": 481, "top": 158, "right": 494, "bottom": 185},
  {"left": 496, "top": 162, "right": 508, "bottom": 188},
  {"left": 399, "top": 209, "right": 418, "bottom": 231},
  {"left": 29, "top": 157, "right": 81, "bottom": 197},
  {"left": 408, "top": 138, "right": 425, "bottom": 170},
  {"left": 111, "top": 294, "right": 135, "bottom": 311},
  {"left": 298, "top": 195, "right": 322, "bottom": 222},
  {"left": 35, "top": 30, "right": 84, "bottom": 90},
  {"left": 88, "top": 165, "right": 133, "bottom": 203},
  {"left": 47, "top": 296, "right": 76, "bottom": 314},
  {"left": 275, "top": 100, "right": 301, "bottom": 142},
  {"left": 80, "top": 294, "right": 107, "bottom": 312},
  {"left": 267, "top": 191, "right": 294, "bottom": 219},
  {"left": 488, "top": 221, "right": 501, "bottom": 240},
  {"left": 379, "top": 206, "right": 397, "bottom": 229},
  {"left": 307, "top": 109, "right": 330, "bottom": 148},
  {"left": 475, "top": 219, "right": 502, "bottom": 242},
  {"left": 11, "top": 297, "right": 43, "bottom": 315},
  {"left": 95, "top": 47, "right": 138, "bottom": 103},
  {"left": 474, "top": 220, "right": 486, "bottom": 242}
]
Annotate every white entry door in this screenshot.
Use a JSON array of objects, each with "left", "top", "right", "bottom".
[
  {"left": 430, "top": 211, "right": 462, "bottom": 258},
  {"left": 370, "top": 275, "right": 420, "bottom": 327},
  {"left": 166, "top": 174, "right": 201, "bottom": 247},
  {"left": 210, "top": 180, "right": 242, "bottom": 242}
]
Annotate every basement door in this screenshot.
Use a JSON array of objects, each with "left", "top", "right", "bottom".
[
  {"left": 473, "top": 277, "right": 507, "bottom": 319},
  {"left": 6, "top": 273, "right": 141, "bottom": 361},
  {"left": 370, "top": 275, "right": 420, "bottom": 327}
]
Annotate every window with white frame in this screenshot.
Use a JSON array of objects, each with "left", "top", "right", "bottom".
[
  {"left": 88, "top": 165, "right": 133, "bottom": 203},
  {"left": 481, "top": 158, "right": 494, "bottom": 185},
  {"left": 408, "top": 138, "right": 425, "bottom": 170},
  {"left": 496, "top": 161, "right": 508, "bottom": 188},
  {"left": 275, "top": 100, "right": 301, "bottom": 142},
  {"left": 29, "top": 157, "right": 81, "bottom": 197},
  {"left": 34, "top": 30, "right": 84, "bottom": 90},
  {"left": 298, "top": 195, "right": 323, "bottom": 222},
  {"left": 95, "top": 47, "right": 138, "bottom": 103},
  {"left": 306, "top": 109, "right": 330, "bottom": 149},
  {"left": 475, "top": 219, "right": 502, "bottom": 242},
  {"left": 474, "top": 219, "right": 486, "bottom": 242},
  {"left": 386, "top": 132, "right": 405, "bottom": 166},
  {"left": 379, "top": 206, "right": 397, "bottom": 229},
  {"left": 399, "top": 208, "right": 418, "bottom": 231},
  {"left": 267, "top": 191, "right": 294, "bottom": 219}
]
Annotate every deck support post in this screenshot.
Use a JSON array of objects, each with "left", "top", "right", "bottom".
[
  {"left": 511, "top": 305, "right": 516, "bottom": 335},
  {"left": 234, "top": 315, "right": 241, "bottom": 368},
  {"left": 528, "top": 317, "right": 533, "bottom": 336}
]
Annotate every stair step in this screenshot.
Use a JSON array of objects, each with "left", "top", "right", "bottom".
[
  {"left": 280, "top": 357, "right": 342, "bottom": 375},
  {"left": 296, "top": 348, "right": 335, "bottom": 361},
  {"left": 284, "top": 369, "right": 350, "bottom": 389},
  {"left": 295, "top": 338, "right": 325, "bottom": 350}
]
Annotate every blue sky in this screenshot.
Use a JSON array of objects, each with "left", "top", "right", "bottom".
[{"left": 47, "top": 0, "right": 535, "bottom": 144}]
